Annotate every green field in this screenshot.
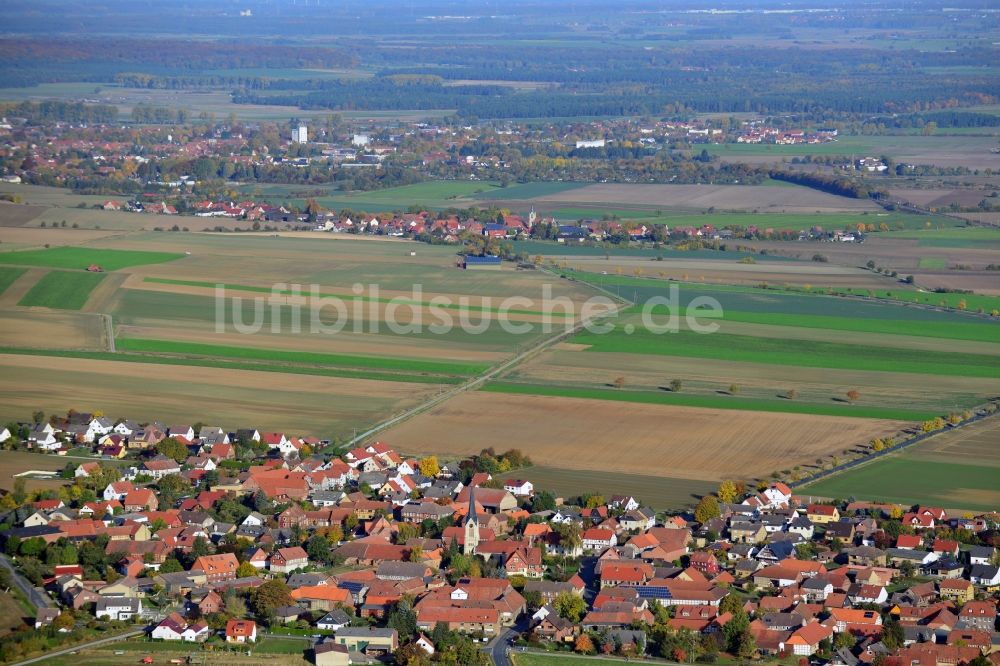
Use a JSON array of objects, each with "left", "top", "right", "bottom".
[
  {"left": 918, "top": 257, "right": 947, "bottom": 269},
  {"left": 0, "top": 247, "right": 184, "bottom": 271},
  {"left": 568, "top": 270, "right": 1000, "bottom": 318},
  {"left": 0, "top": 346, "right": 463, "bottom": 385},
  {"left": 801, "top": 457, "right": 998, "bottom": 512},
  {"left": 801, "top": 415, "right": 1000, "bottom": 511},
  {"left": 112, "top": 289, "right": 551, "bottom": 349},
  {"left": 572, "top": 323, "right": 999, "bottom": 378},
  {"left": 474, "top": 181, "right": 588, "bottom": 200},
  {"left": 896, "top": 227, "right": 1000, "bottom": 249},
  {"left": 483, "top": 382, "right": 937, "bottom": 421},
  {"left": 682, "top": 308, "right": 1000, "bottom": 344},
  {"left": 0, "top": 266, "right": 27, "bottom": 296},
  {"left": 142, "top": 277, "right": 573, "bottom": 317},
  {"left": 116, "top": 337, "right": 491, "bottom": 377},
  {"left": 18, "top": 270, "right": 106, "bottom": 309}
]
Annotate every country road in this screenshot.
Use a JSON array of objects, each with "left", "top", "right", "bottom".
[
  {"left": 10, "top": 629, "right": 145, "bottom": 666},
  {"left": 345, "top": 275, "right": 630, "bottom": 448},
  {"left": 1, "top": 553, "right": 54, "bottom": 610}
]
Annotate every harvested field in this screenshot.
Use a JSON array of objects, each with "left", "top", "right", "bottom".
[
  {"left": 0, "top": 226, "right": 124, "bottom": 248},
  {"left": 0, "top": 353, "right": 446, "bottom": 439},
  {"left": 0, "top": 450, "right": 73, "bottom": 492},
  {"left": 508, "top": 348, "right": 997, "bottom": 416},
  {"left": 0, "top": 309, "right": 106, "bottom": 350},
  {"left": 381, "top": 391, "right": 908, "bottom": 482},
  {"left": 526, "top": 183, "right": 881, "bottom": 213},
  {"left": 0, "top": 202, "right": 46, "bottom": 227},
  {"left": 888, "top": 188, "right": 992, "bottom": 209}
]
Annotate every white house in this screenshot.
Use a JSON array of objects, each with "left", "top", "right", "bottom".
[
  {"left": 182, "top": 622, "right": 210, "bottom": 642},
  {"left": 112, "top": 421, "right": 137, "bottom": 437},
  {"left": 85, "top": 418, "right": 114, "bottom": 443},
  {"left": 0, "top": 427, "right": 11, "bottom": 444},
  {"left": 760, "top": 483, "right": 793, "bottom": 509},
  {"left": 96, "top": 598, "right": 142, "bottom": 621},
  {"left": 415, "top": 634, "right": 435, "bottom": 655},
  {"left": 151, "top": 614, "right": 186, "bottom": 641},
  {"left": 242, "top": 512, "right": 267, "bottom": 528},
  {"left": 316, "top": 610, "right": 350, "bottom": 631},
  {"left": 503, "top": 480, "right": 534, "bottom": 497},
  {"left": 970, "top": 565, "right": 1000, "bottom": 586},
  {"left": 103, "top": 481, "right": 134, "bottom": 502},
  {"left": 610, "top": 496, "right": 641, "bottom": 512},
  {"left": 30, "top": 423, "right": 61, "bottom": 451}
]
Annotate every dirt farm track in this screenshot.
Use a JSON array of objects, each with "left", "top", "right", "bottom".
[{"left": 381, "top": 391, "right": 908, "bottom": 482}]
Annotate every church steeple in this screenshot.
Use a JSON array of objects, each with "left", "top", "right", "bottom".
[{"left": 463, "top": 484, "right": 480, "bottom": 555}]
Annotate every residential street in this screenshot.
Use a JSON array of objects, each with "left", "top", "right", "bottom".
[{"left": 0, "top": 553, "right": 54, "bottom": 610}]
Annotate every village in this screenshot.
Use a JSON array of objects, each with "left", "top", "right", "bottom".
[{"left": 0, "top": 412, "right": 997, "bottom": 666}]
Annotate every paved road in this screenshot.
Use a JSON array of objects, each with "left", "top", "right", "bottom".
[
  {"left": 10, "top": 628, "right": 144, "bottom": 666},
  {"left": 486, "top": 626, "right": 520, "bottom": 666},
  {"left": 0, "top": 554, "right": 53, "bottom": 610}
]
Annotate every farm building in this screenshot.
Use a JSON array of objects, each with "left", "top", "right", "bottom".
[{"left": 463, "top": 255, "right": 502, "bottom": 270}]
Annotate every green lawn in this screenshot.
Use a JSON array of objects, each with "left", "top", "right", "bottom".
[
  {"left": 0, "top": 247, "right": 184, "bottom": 271},
  {"left": 918, "top": 257, "right": 947, "bottom": 269},
  {"left": 116, "top": 337, "right": 491, "bottom": 376},
  {"left": 18, "top": 270, "right": 106, "bottom": 309},
  {"left": 0, "top": 266, "right": 26, "bottom": 296},
  {"left": 483, "top": 382, "right": 937, "bottom": 421},
  {"left": 801, "top": 456, "right": 1000, "bottom": 512},
  {"left": 571, "top": 324, "right": 1000, "bottom": 378}
]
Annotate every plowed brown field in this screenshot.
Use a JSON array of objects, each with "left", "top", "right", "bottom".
[{"left": 381, "top": 391, "right": 908, "bottom": 482}]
